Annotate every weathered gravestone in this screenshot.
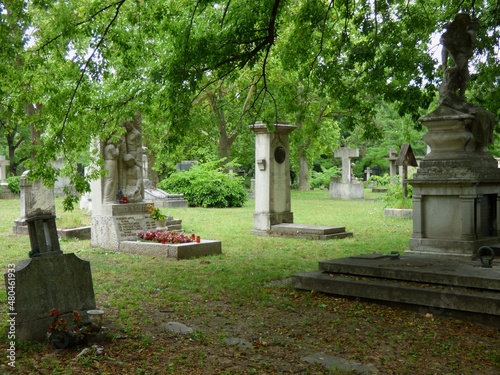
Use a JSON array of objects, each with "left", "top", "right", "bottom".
[
  {"left": 13, "top": 170, "right": 56, "bottom": 235},
  {"left": 5, "top": 183, "right": 96, "bottom": 341},
  {"left": 408, "top": 13, "right": 500, "bottom": 257},
  {"left": 329, "top": 147, "right": 364, "bottom": 199}
]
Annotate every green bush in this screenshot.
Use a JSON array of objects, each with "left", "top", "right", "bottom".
[
  {"left": 383, "top": 175, "right": 413, "bottom": 209},
  {"left": 311, "top": 166, "right": 341, "bottom": 189},
  {"left": 158, "top": 161, "right": 247, "bottom": 208},
  {"left": 6, "top": 176, "right": 20, "bottom": 195}
]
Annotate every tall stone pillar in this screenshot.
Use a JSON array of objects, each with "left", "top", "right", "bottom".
[{"left": 249, "top": 122, "right": 296, "bottom": 234}]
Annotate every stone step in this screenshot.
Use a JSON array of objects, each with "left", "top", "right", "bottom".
[
  {"left": 318, "top": 254, "right": 500, "bottom": 291},
  {"left": 292, "top": 270, "right": 500, "bottom": 317}
]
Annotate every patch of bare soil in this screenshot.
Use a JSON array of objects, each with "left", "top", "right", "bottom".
[{"left": 3, "top": 286, "right": 499, "bottom": 374}]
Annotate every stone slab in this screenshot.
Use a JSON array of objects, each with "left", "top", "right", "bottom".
[
  {"left": 265, "top": 223, "right": 353, "bottom": 240},
  {"left": 58, "top": 226, "right": 91, "bottom": 240},
  {"left": 292, "top": 270, "right": 500, "bottom": 317},
  {"left": 318, "top": 255, "right": 500, "bottom": 291},
  {"left": 119, "top": 240, "right": 222, "bottom": 259},
  {"left": 271, "top": 223, "right": 348, "bottom": 235}
]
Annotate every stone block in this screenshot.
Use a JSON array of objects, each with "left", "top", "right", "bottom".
[
  {"left": 329, "top": 182, "right": 364, "bottom": 199},
  {"left": 119, "top": 240, "right": 222, "bottom": 259}
]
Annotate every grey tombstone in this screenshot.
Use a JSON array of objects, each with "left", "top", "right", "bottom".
[
  {"left": 408, "top": 14, "right": 500, "bottom": 257},
  {"left": 13, "top": 171, "right": 56, "bottom": 234},
  {"left": 249, "top": 122, "right": 296, "bottom": 233},
  {"left": 329, "top": 147, "right": 364, "bottom": 199},
  {"left": 0, "top": 155, "right": 9, "bottom": 184}
]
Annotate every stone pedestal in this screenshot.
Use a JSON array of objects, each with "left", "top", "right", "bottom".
[
  {"left": 329, "top": 181, "right": 364, "bottom": 199},
  {"left": 91, "top": 203, "right": 157, "bottom": 250},
  {"left": 408, "top": 106, "right": 500, "bottom": 257},
  {"left": 249, "top": 122, "right": 296, "bottom": 234}
]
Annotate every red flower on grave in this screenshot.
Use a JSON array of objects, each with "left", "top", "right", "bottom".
[{"left": 49, "top": 308, "right": 61, "bottom": 317}]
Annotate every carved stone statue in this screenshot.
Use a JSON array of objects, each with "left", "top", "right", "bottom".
[
  {"left": 437, "top": 13, "right": 496, "bottom": 152},
  {"left": 102, "top": 115, "right": 144, "bottom": 203}
]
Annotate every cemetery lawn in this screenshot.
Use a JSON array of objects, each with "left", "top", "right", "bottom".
[{"left": 0, "top": 190, "right": 499, "bottom": 374}]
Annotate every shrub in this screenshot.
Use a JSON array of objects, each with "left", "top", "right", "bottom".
[
  {"left": 368, "top": 173, "right": 392, "bottom": 188},
  {"left": 6, "top": 176, "right": 20, "bottom": 195},
  {"left": 158, "top": 161, "right": 247, "bottom": 208},
  {"left": 383, "top": 175, "right": 413, "bottom": 209},
  {"left": 311, "top": 166, "right": 341, "bottom": 189}
]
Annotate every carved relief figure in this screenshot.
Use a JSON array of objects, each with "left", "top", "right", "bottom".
[{"left": 103, "top": 139, "right": 121, "bottom": 203}]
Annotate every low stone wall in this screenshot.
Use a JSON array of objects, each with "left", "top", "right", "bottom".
[
  {"left": 119, "top": 240, "right": 222, "bottom": 259},
  {"left": 384, "top": 208, "right": 413, "bottom": 219}
]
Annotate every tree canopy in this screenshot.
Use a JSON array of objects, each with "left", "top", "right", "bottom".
[{"left": 2, "top": 0, "right": 500, "bottom": 203}]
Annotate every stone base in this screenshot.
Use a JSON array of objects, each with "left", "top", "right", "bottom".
[
  {"left": 329, "top": 183, "right": 364, "bottom": 199},
  {"left": 4, "top": 253, "right": 96, "bottom": 341},
  {"left": 119, "top": 240, "right": 222, "bottom": 259},
  {"left": 292, "top": 254, "right": 500, "bottom": 323},
  {"left": 253, "top": 211, "right": 293, "bottom": 232},
  {"left": 91, "top": 203, "right": 157, "bottom": 250},
  {"left": 410, "top": 178, "right": 500, "bottom": 257}
]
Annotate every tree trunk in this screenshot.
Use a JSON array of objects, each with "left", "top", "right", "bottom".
[{"left": 297, "top": 151, "right": 310, "bottom": 191}]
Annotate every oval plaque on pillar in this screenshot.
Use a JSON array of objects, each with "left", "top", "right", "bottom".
[{"left": 274, "top": 146, "right": 286, "bottom": 164}]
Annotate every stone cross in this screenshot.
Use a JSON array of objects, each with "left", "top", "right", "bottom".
[
  {"left": 0, "top": 155, "right": 9, "bottom": 183},
  {"left": 334, "top": 147, "right": 359, "bottom": 184},
  {"left": 364, "top": 167, "right": 372, "bottom": 181},
  {"left": 388, "top": 148, "right": 398, "bottom": 177}
]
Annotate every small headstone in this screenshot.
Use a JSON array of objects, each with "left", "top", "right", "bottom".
[{"left": 0, "top": 155, "right": 9, "bottom": 184}]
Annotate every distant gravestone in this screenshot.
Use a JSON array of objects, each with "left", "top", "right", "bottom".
[
  {"left": 0, "top": 155, "right": 9, "bottom": 184},
  {"left": 13, "top": 171, "right": 56, "bottom": 234},
  {"left": 329, "top": 147, "right": 364, "bottom": 199},
  {"left": 395, "top": 143, "right": 418, "bottom": 198},
  {"left": 387, "top": 148, "right": 398, "bottom": 177}
]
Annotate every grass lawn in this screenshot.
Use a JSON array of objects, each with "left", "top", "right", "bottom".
[{"left": 0, "top": 189, "right": 498, "bottom": 374}]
